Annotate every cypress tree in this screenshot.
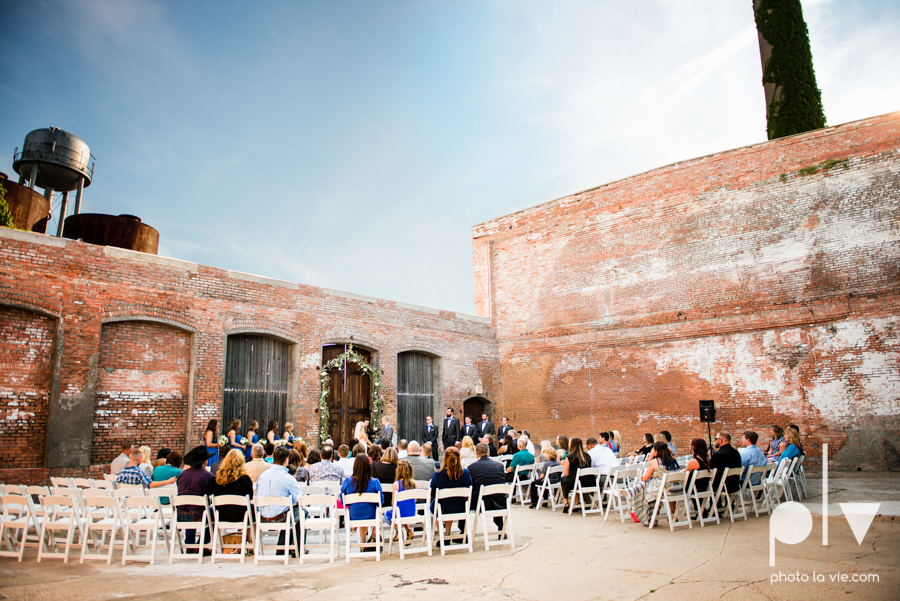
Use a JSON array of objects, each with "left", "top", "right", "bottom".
[{"left": 753, "top": 0, "right": 826, "bottom": 139}]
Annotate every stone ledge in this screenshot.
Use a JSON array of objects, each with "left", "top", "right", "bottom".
[
  {"left": 0, "top": 227, "right": 67, "bottom": 248},
  {"left": 103, "top": 245, "right": 199, "bottom": 272},
  {"left": 226, "top": 269, "right": 298, "bottom": 289}
]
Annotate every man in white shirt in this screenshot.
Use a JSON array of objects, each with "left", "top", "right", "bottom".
[
  {"left": 336, "top": 444, "right": 355, "bottom": 477},
  {"left": 110, "top": 442, "right": 133, "bottom": 475},
  {"left": 255, "top": 446, "right": 304, "bottom": 555},
  {"left": 586, "top": 436, "right": 618, "bottom": 491},
  {"left": 520, "top": 433, "right": 535, "bottom": 455}
]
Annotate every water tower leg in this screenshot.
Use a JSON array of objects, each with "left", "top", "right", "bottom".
[
  {"left": 73, "top": 176, "right": 85, "bottom": 215},
  {"left": 56, "top": 191, "right": 69, "bottom": 237},
  {"left": 28, "top": 164, "right": 39, "bottom": 189}
]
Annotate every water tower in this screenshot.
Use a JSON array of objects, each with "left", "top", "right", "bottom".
[{"left": 12, "top": 127, "right": 95, "bottom": 236}]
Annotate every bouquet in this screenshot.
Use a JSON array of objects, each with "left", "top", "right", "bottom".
[
  {"left": 240, "top": 437, "right": 249, "bottom": 445},
  {"left": 278, "top": 439, "right": 289, "bottom": 447},
  {"left": 217, "top": 435, "right": 228, "bottom": 446}
]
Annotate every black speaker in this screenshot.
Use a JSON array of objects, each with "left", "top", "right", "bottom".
[{"left": 699, "top": 400, "right": 716, "bottom": 423}]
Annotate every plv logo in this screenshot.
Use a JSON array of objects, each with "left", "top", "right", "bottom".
[{"left": 770, "top": 444, "right": 881, "bottom": 566}]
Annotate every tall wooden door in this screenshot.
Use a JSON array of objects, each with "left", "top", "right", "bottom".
[
  {"left": 397, "top": 352, "right": 433, "bottom": 443},
  {"left": 223, "top": 335, "right": 288, "bottom": 432},
  {"left": 323, "top": 345, "right": 372, "bottom": 446},
  {"left": 463, "top": 397, "right": 486, "bottom": 425}
]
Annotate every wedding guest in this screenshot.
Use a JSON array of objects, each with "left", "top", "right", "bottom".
[
  {"left": 430, "top": 447, "right": 472, "bottom": 540},
  {"left": 560, "top": 438, "right": 591, "bottom": 511},
  {"left": 460, "top": 436, "right": 477, "bottom": 460},
  {"left": 340, "top": 454, "right": 383, "bottom": 549},
  {"left": 111, "top": 442, "right": 132, "bottom": 475},
  {"left": 307, "top": 446, "right": 344, "bottom": 483},
  {"left": 212, "top": 450, "right": 254, "bottom": 525},
  {"left": 386, "top": 460, "right": 417, "bottom": 540},
  {"left": 138, "top": 446, "right": 154, "bottom": 478},
  {"left": 373, "top": 447, "right": 399, "bottom": 507},
  {"left": 530, "top": 447, "right": 560, "bottom": 509},
  {"left": 555, "top": 435, "right": 569, "bottom": 461},
  {"left": 624, "top": 442, "right": 679, "bottom": 526},
  {"left": 245, "top": 444, "right": 272, "bottom": 483}
]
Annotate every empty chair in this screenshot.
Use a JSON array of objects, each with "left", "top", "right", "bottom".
[
  {"left": 510, "top": 464, "right": 534, "bottom": 505},
  {"left": 432, "top": 487, "right": 473, "bottom": 555},
  {"left": 794, "top": 455, "right": 809, "bottom": 498},
  {"left": 385, "top": 488, "right": 432, "bottom": 560},
  {"left": 603, "top": 468, "right": 637, "bottom": 523},
  {"left": 50, "top": 477, "right": 71, "bottom": 489},
  {"left": 211, "top": 495, "right": 252, "bottom": 563},
  {"left": 37, "top": 496, "right": 79, "bottom": 563},
  {"left": 94, "top": 480, "right": 114, "bottom": 491},
  {"left": 299, "top": 494, "right": 340, "bottom": 563},
  {"left": 766, "top": 459, "right": 794, "bottom": 507},
  {"left": 742, "top": 464, "right": 771, "bottom": 518},
  {"left": 0, "top": 494, "right": 32, "bottom": 562},
  {"left": 71, "top": 478, "right": 94, "bottom": 489},
  {"left": 79, "top": 496, "right": 123, "bottom": 565},
  {"left": 121, "top": 496, "right": 168, "bottom": 564},
  {"left": 103, "top": 474, "right": 118, "bottom": 482},
  {"left": 687, "top": 468, "right": 720, "bottom": 527},
  {"left": 476, "top": 483, "right": 514, "bottom": 551},
  {"left": 168, "top": 495, "right": 211, "bottom": 563}
]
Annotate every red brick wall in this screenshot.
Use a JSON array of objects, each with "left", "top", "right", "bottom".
[
  {"left": 474, "top": 113, "right": 900, "bottom": 470},
  {"left": 0, "top": 307, "right": 54, "bottom": 469},
  {"left": 92, "top": 321, "right": 191, "bottom": 464}
]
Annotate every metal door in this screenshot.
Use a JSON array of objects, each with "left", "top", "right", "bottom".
[
  {"left": 397, "top": 352, "right": 433, "bottom": 443},
  {"left": 223, "top": 335, "right": 288, "bottom": 434},
  {"left": 323, "top": 345, "right": 372, "bottom": 446}
]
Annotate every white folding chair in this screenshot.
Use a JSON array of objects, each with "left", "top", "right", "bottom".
[
  {"left": 743, "top": 464, "right": 772, "bottom": 518},
  {"left": 715, "top": 467, "right": 747, "bottom": 522},
  {"left": 533, "top": 465, "right": 564, "bottom": 511},
  {"left": 103, "top": 474, "right": 118, "bottom": 482},
  {"left": 94, "top": 480, "right": 114, "bottom": 491},
  {"left": 71, "top": 478, "right": 94, "bottom": 489},
  {"left": 342, "top": 492, "right": 383, "bottom": 562},
  {"left": 413, "top": 480, "right": 432, "bottom": 491},
  {"left": 648, "top": 472, "right": 692, "bottom": 531},
  {"left": 121, "top": 496, "right": 168, "bottom": 564},
  {"left": 20, "top": 485, "right": 51, "bottom": 548},
  {"left": 211, "top": 495, "right": 252, "bottom": 563},
  {"left": 0, "top": 494, "right": 32, "bottom": 562},
  {"left": 50, "top": 477, "right": 72, "bottom": 489},
  {"left": 788, "top": 456, "right": 806, "bottom": 500},
  {"left": 510, "top": 464, "right": 534, "bottom": 505},
  {"left": 476, "top": 483, "right": 514, "bottom": 551},
  {"left": 168, "top": 495, "right": 211, "bottom": 563},
  {"left": 766, "top": 459, "right": 794, "bottom": 507},
  {"left": 79, "top": 496, "right": 122, "bottom": 564},
  {"left": 147, "top": 486, "right": 177, "bottom": 523},
  {"left": 385, "top": 488, "right": 432, "bottom": 559},
  {"left": 687, "top": 468, "right": 720, "bottom": 526},
  {"left": 37, "top": 496, "right": 79, "bottom": 563},
  {"left": 299, "top": 494, "right": 339, "bottom": 563},
  {"left": 794, "top": 455, "right": 809, "bottom": 498},
  {"left": 254, "top": 496, "right": 299, "bottom": 565},
  {"left": 433, "top": 487, "right": 473, "bottom": 555},
  {"left": 50, "top": 487, "right": 87, "bottom": 541},
  {"left": 571, "top": 468, "right": 604, "bottom": 516},
  {"left": 604, "top": 468, "right": 636, "bottom": 523},
  {"left": 117, "top": 482, "right": 144, "bottom": 491}
]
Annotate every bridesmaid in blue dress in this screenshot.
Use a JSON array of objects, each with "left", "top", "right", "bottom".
[
  {"left": 244, "top": 420, "right": 260, "bottom": 461},
  {"left": 282, "top": 422, "right": 295, "bottom": 445},
  {"left": 203, "top": 419, "right": 219, "bottom": 465},
  {"left": 227, "top": 418, "right": 245, "bottom": 456}
]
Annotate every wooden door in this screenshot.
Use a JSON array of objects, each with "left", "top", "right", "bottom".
[
  {"left": 223, "top": 335, "right": 288, "bottom": 433},
  {"left": 463, "top": 397, "right": 485, "bottom": 425},
  {"left": 323, "top": 345, "right": 372, "bottom": 446},
  {"left": 397, "top": 352, "right": 433, "bottom": 443}
]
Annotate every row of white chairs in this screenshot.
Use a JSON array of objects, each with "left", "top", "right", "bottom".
[{"left": 0, "top": 481, "right": 516, "bottom": 565}]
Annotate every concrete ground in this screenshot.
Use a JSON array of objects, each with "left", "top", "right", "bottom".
[{"left": 1, "top": 472, "right": 897, "bottom": 601}]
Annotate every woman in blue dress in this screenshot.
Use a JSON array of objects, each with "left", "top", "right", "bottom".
[
  {"left": 203, "top": 419, "right": 219, "bottom": 465},
  {"left": 385, "top": 460, "right": 417, "bottom": 540},
  {"left": 340, "top": 454, "right": 384, "bottom": 548},
  {"left": 244, "top": 420, "right": 259, "bottom": 462},
  {"left": 430, "top": 447, "right": 472, "bottom": 540},
  {"left": 227, "top": 418, "right": 245, "bottom": 456}
]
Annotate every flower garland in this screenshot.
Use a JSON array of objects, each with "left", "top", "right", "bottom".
[{"left": 318, "top": 345, "right": 383, "bottom": 444}]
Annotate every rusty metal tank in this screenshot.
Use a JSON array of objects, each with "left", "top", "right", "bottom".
[
  {"left": 13, "top": 127, "right": 94, "bottom": 191},
  {"left": 62, "top": 214, "right": 159, "bottom": 254},
  {"left": 0, "top": 177, "right": 51, "bottom": 233}
]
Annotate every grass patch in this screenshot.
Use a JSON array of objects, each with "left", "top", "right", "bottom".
[{"left": 797, "top": 157, "right": 849, "bottom": 177}]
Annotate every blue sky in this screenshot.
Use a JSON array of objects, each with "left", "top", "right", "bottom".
[{"left": 1, "top": 0, "right": 897, "bottom": 315}]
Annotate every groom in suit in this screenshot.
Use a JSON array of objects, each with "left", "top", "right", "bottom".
[
  {"left": 422, "top": 416, "right": 439, "bottom": 461},
  {"left": 478, "top": 413, "right": 495, "bottom": 438},
  {"left": 498, "top": 416, "right": 513, "bottom": 439},
  {"left": 462, "top": 416, "right": 478, "bottom": 440},
  {"left": 442, "top": 407, "right": 461, "bottom": 450}
]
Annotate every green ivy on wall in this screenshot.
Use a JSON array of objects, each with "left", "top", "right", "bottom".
[
  {"left": 0, "top": 182, "right": 14, "bottom": 229},
  {"left": 754, "top": 0, "right": 826, "bottom": 140}
]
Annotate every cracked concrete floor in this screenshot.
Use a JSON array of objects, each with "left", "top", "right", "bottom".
[{"left": 1, "top": 473, "right": 897, "bottom": 601}]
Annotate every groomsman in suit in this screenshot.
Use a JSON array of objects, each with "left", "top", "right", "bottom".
[
  {"left": 498, "top": 416, "right": 513, "bottom": 439},
  {"left": 422, "top": 416, "right": 439, "bottom": 461},
  {"left": 442, "top": 407, "right": 461, "bottom": 450},
  {"left": 462, "top": 416, "right": 478, "bottom": 440},
  {"left": 478, "top": 413, "right": 495, "bottom": 438}
]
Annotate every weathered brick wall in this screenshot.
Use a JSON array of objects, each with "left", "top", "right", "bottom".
[
  {"left": 0, "top": 307, "right": 54, "bottom": 469},
  {"left": 92, "top": 321, "right": 191, "bottom": 464},
  {"left": 0, "top": 229, "right": 498, "bottom": 483},
  {"left": 474, "top": 112, "right": 900, "bottom": 470}
]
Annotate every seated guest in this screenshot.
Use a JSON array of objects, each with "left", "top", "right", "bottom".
[
  {"left": 611, "top": 430, "right": 623, "bottom": 455},
  {"left": 405, "top": 441, "right": 435, "bottom": 481},
  {"left": 601, "top": 432, "right": 617, "bottom": 455},
  {"left": 624, "top": 442, "right": 680, "bottom": 526},
  {"left": 520, "top": 431, "right": 535, "bottom": 454},
  {"left": 630, "top": 433, "right": 655, "bottom": 457},
  {"left": 539, "top": 440, "right": 552, "bottom": 454},
  {"left": 766, "top": 425, "right": 786, "bottom": 460},
  {"left": 397, "top": 440, "right": 409, "bottom": 459},
  {"left": 264, "top": 442, "right": 275, "bottom": 463},
  {"left": 459, "top": 436, "right": 477, "bottom": 460},
  {"left": 117, "top": 449, "right": 176, "bottom": 489},
  {"left": 348, "top": 439, "right": 360, "bottom": 455},
  {"left": 505, "top": 438, "right": 535, "bottom": 483},
  {"left": 710, "top": 432, "right": 742, "bottom": 496},
  {"left": 245, "top": 444, "right": 272, "bottom": 483},
  {"left": 498, "top": 435, "right": 515, "bottom": 456},
  {"left": 469, "top": 443, "right": 507, "bottom": 530},
  {"left": 385, "top": 460, "right": 417, "bottom": 540},
  {"left": 373, "top": 447, "right": 399, "bottom": 507},
  {"left": 308, "top": 445, "right": 344, "bottom": 483},
  {"left": 212, "top": 450, "right": 254, "bottom": 525},
  {"left": 779, "top": 428, "right": 804, "bottom": 465},
  {"left": 337, "top": 444, "right": 355, "bottom": 476},
  {"left": 530, "top": 447, "right": 561, "bottom": 509},
  {"left": 352, "top": 443, "right": 367, "bottom": 461},
  {"left": 256, "top": 446, "right": 304, "bottom": 556},
  {"left": 153, "top": 447, "right": 172, "bottom": 468},
  {"left": 739, "top": 431, "right": 767, "bottom": 484},
  {"left": 787, "top": 424, "right": 804, "bottom": 454},
  {"left": 555, "top": 435, "right": 569, "bottom": 461},
  {"left": 660, "top": 430, "right": 675, "bottom": 455},
  {"left": 368, "top": 444, "right": 383, "bottom": 464},
  {"left": 430, "top": 447, "right": 472, "bottom": 540},
  {"left": 111, "top": 442, "right": 133, "bottom": 475},
  {"left": 287, "top": 449, "right": 303, "bottom": 479},
  {"left": 586, "top": 436, "right": 617, "bottom": 490},
  {"left": 684, "top": 438, "right": 711, "bottom": 492},
  {"left": 484, "top": 434, "right": 498, "bottom": 457},
  {"left": 340, "top": 454, "right": 384, "bottom": 548},
  {"left": 560, "top": 437, "right": 591, "bottom": 511},
  {"left": 152, "top": 451, "right": 183, "bottom": 483},
  {"left": 138, "top": 446, "right": 154, "bottom": 478},
  {"left": 176, "top": 446, "right": 217, "bottom": 551},
  {"left": 296, "top": 449, "right": 319, "bottom": 483}
]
